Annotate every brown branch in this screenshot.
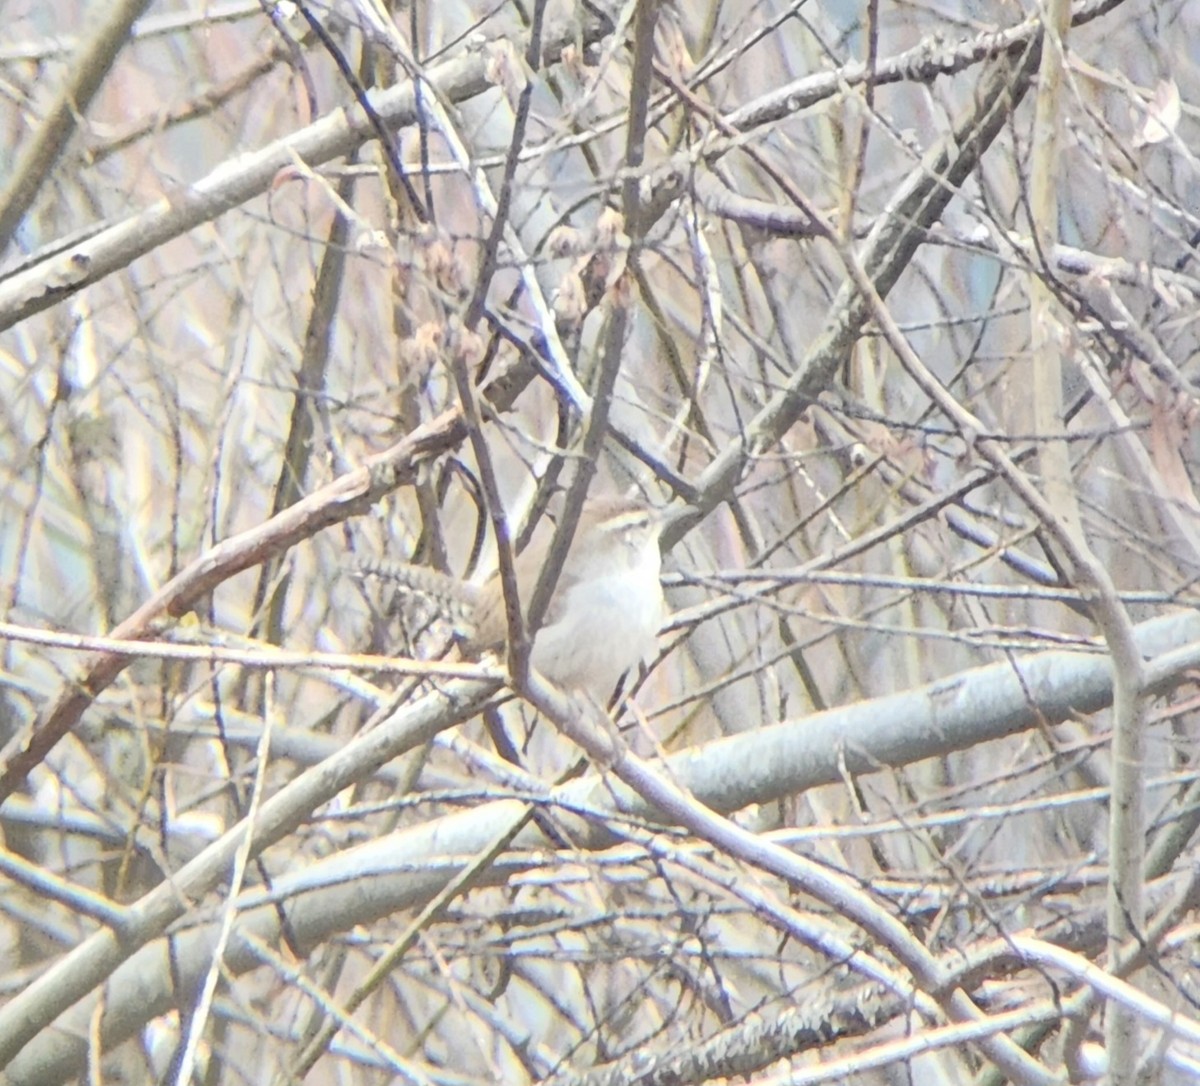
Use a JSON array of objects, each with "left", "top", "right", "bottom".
[
  {"left": 0, "top": 407, "right": 465, "bottom": 803},
  {"left": 0, "top": 0, "right": 154, "bottom": 254}
]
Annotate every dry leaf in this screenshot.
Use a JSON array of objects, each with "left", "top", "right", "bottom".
[
  {"left": 1148, "top": 394, "right": 1200, "bottom": 511},
  {"left": 1134, "top": 78, "right": 1181, "bottom": 147}
]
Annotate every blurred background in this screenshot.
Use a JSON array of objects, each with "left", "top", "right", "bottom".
[{"left": 0, "top": 0, "right": 1198, "bottom": 1082}]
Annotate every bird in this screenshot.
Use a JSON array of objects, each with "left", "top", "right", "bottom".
[
  {"left": 355, "top": 494, "right": 666, "bottom": 701},
  {"left": 467, "top": 495, "right": 665, "bottom": 700}
]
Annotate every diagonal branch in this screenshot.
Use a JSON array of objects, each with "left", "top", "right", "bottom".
[
  {"left": 5, "top": 608, "right": 1196, "bottom": 1084},
  {"left": 0, "top": 407, "right": 466, "bottom": 802},
  {"left": 0, "top": 0, "right": 154, "bottom": 254},
  {"left": 666, "top": 42, "right": 1044, "bottom": 540}
]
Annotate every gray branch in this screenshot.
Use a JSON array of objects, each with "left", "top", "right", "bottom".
[{"left": 5, "top": 609, "right": 1196, "bottom": 1086}]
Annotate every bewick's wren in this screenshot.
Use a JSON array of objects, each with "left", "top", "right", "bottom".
[
  {"left": 361, "top": 496, "right": 666, "bottom": 700},
  {"left": 470, "top": 495, "right": 664, "bottom": 698}
]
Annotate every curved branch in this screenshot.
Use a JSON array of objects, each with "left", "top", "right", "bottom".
[{"left": 5, "top": 609, "right": 1196, "bottom": 1084}]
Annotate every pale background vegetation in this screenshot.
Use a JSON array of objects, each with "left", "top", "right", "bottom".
[{"left": 0, "top": 0, "right": 1198, "bottom": 1083}]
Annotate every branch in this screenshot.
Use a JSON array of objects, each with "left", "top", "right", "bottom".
[
  {"left": 0, "top": 406, "right": 466, "bottom": 803},
  {"left": 0, "top": 0, "right": 153, "bottom": 253},
  {"left": 5, "top": 608, "right": 1196, "bottom": 1084}
]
